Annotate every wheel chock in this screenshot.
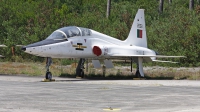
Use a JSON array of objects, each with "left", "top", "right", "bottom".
[
  {"left": 103, "top": 107, "right": 121, "bottom": 111},
  {"left": 42, "top": 79, "right": 55, "bottom": 82},
  {"left": 133, "top": 78, "right": 146, "bottom": 80},
  {"left": 76, "top": 76, "right": 82, "bottom": 79}
]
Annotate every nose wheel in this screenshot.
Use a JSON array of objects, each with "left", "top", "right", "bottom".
[
  {"left": 45, "top": 57, "right": 53, "bottom": 80},
  {"left": 46, "top": 71, "right": 52, "bottom": 80},
  {"left": 79, "top": 69, "right": 84, "bottom": 78}
]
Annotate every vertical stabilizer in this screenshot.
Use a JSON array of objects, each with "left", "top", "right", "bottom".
[{"left": 124, "top": 9, "right": 147, "bottom": 48}]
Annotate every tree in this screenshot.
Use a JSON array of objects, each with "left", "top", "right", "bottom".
[
  {"left": 106, "top": 0, "right": 111, "bottom": 18},
  {"left": 159, "top": 0, "right": 164, "bottom": 14},
  {"left": 197, "top": 0, "right": 200, "bottom": 4},
  {"left": 169, "top": 0, "right": 172, "bottom": 4},
  {"left": 189, "top": 0, "right": 194, "bottom": 10}
]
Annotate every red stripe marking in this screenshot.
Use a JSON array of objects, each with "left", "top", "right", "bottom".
[{"left": 139, "top": 30, "right": 142, "bottom": 38}]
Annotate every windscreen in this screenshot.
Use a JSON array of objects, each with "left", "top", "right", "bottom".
[{"left": 46, "top": 31, "right": 67, "bottom": 40}]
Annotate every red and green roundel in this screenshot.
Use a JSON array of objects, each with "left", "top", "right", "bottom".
[{"left": 137, "top": 29, "right": 142, "bottom": 38}]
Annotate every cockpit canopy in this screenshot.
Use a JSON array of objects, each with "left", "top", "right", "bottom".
[{"left": 46, "top": 26, "right": 91, "bottom": 40}]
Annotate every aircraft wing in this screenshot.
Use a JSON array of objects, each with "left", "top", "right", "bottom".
[
  {"left": 151, "top": 55, "right": 186, "bottom": 58},
  {"left": 152, "top": 60, "right": 178, "bottom": 63},
  {"left": 105, "top": 54, "right": 185, "bottom": 63},
  {"left": 108, "top": 54, "right": 185, "bottom": 58}
]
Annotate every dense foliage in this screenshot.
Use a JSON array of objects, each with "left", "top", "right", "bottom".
[{"left": 0, "top": 0, "right": 200, "bottom": 66}]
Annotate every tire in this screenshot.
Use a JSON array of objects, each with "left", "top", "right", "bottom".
[
  {"left": 46, "top": 72, "right": 52, "bottom": 80},
  {"left": 80, "top": 69, "right": 84, "bottom": 78},
  {"left": 135, "top": 70, "right": 141, "bottom": 78}
]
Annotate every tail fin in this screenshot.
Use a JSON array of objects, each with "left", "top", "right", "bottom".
[{"left": 124, "top": 9, "right": 147, "bottom": 48}]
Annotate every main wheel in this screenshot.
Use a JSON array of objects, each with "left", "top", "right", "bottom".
[
  {"left": 135, "top": 70, "right": 141, "bottom": 78},
  {"left": 80, "top": 69, "right": 84, "bottom": 78},
  {"left": 46, "top": 72, "right": 52, "bottom": 80}
]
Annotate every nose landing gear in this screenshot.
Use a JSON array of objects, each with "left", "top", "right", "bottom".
[
  {"left": 46, "top": 71, "right": 52, "bottom": 80},
  {"left": 76, "top": 58, "right": 85, "bottom": 78},
  {"left": 44, "top": 57, "right": 55, "bottom": 81}
]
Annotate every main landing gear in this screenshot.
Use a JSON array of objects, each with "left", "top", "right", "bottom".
[
  {"left": 45, "top": 57, "right": 53, "bottom": 80},
  {"left": 135, "top": 63, "right": 142, "bottom": 78},
  {"left": 76, "top": 58, "right": 85, "bottom": 78},
  {"left": 131, "top": 58, "right": 144, "bottom": 78}
]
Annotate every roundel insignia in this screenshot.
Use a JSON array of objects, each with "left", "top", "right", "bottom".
[{"left": 93, "top": 46, "right": 102, "bottom": 56}]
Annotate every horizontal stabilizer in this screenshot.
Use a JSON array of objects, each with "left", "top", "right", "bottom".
[{"left": 153, "top": 60, "right": 178, "bottom": 63}]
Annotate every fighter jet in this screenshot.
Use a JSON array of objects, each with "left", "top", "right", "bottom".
[{"left": 22, "top": 9, "right": 184, "bottom": 80}]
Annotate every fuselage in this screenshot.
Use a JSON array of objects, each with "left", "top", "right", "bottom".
[{"left": 22, "top": 26, "right": 156, "bottom": 60}]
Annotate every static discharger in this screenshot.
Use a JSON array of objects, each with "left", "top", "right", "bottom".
[
  {"left": 42, "top": 79, "right": 55, "bottom": 82},
  {"left": 103, "top": 107, "right": 121, "bottom": 111}
]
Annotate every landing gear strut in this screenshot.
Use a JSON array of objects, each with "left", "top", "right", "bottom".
[
  {"left": 131, "top": 57, "right": 144, "bottom": 78},
  {"left": 131, "top": 58, "right": 142, "bottom": 78},
  {"left": 76, "top": 58, "right": 85, "bottom": 78},
  {"left": 45, "top": 57, "right": 52, "bottom": 80}
]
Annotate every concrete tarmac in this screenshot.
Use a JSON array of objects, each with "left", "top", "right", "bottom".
[{"left": 0, "top": 75, "right": 200, "bottom": 112}]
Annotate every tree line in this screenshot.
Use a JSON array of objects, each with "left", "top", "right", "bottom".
[{"left": 0, "top": 0, "right": 200, "bottom": 66}]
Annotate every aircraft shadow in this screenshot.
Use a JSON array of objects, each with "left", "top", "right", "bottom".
[{"left": 58, "top": 75, "right": 179, "bottom": 81}]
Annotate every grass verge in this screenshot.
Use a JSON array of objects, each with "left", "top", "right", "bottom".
[{"left": 0, "top": 62, "right": 200, "bottom": 80}]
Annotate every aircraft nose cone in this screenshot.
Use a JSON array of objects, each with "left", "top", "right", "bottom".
[{"left": 21, "top": 46, "right": 26, "bottom": 51}]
